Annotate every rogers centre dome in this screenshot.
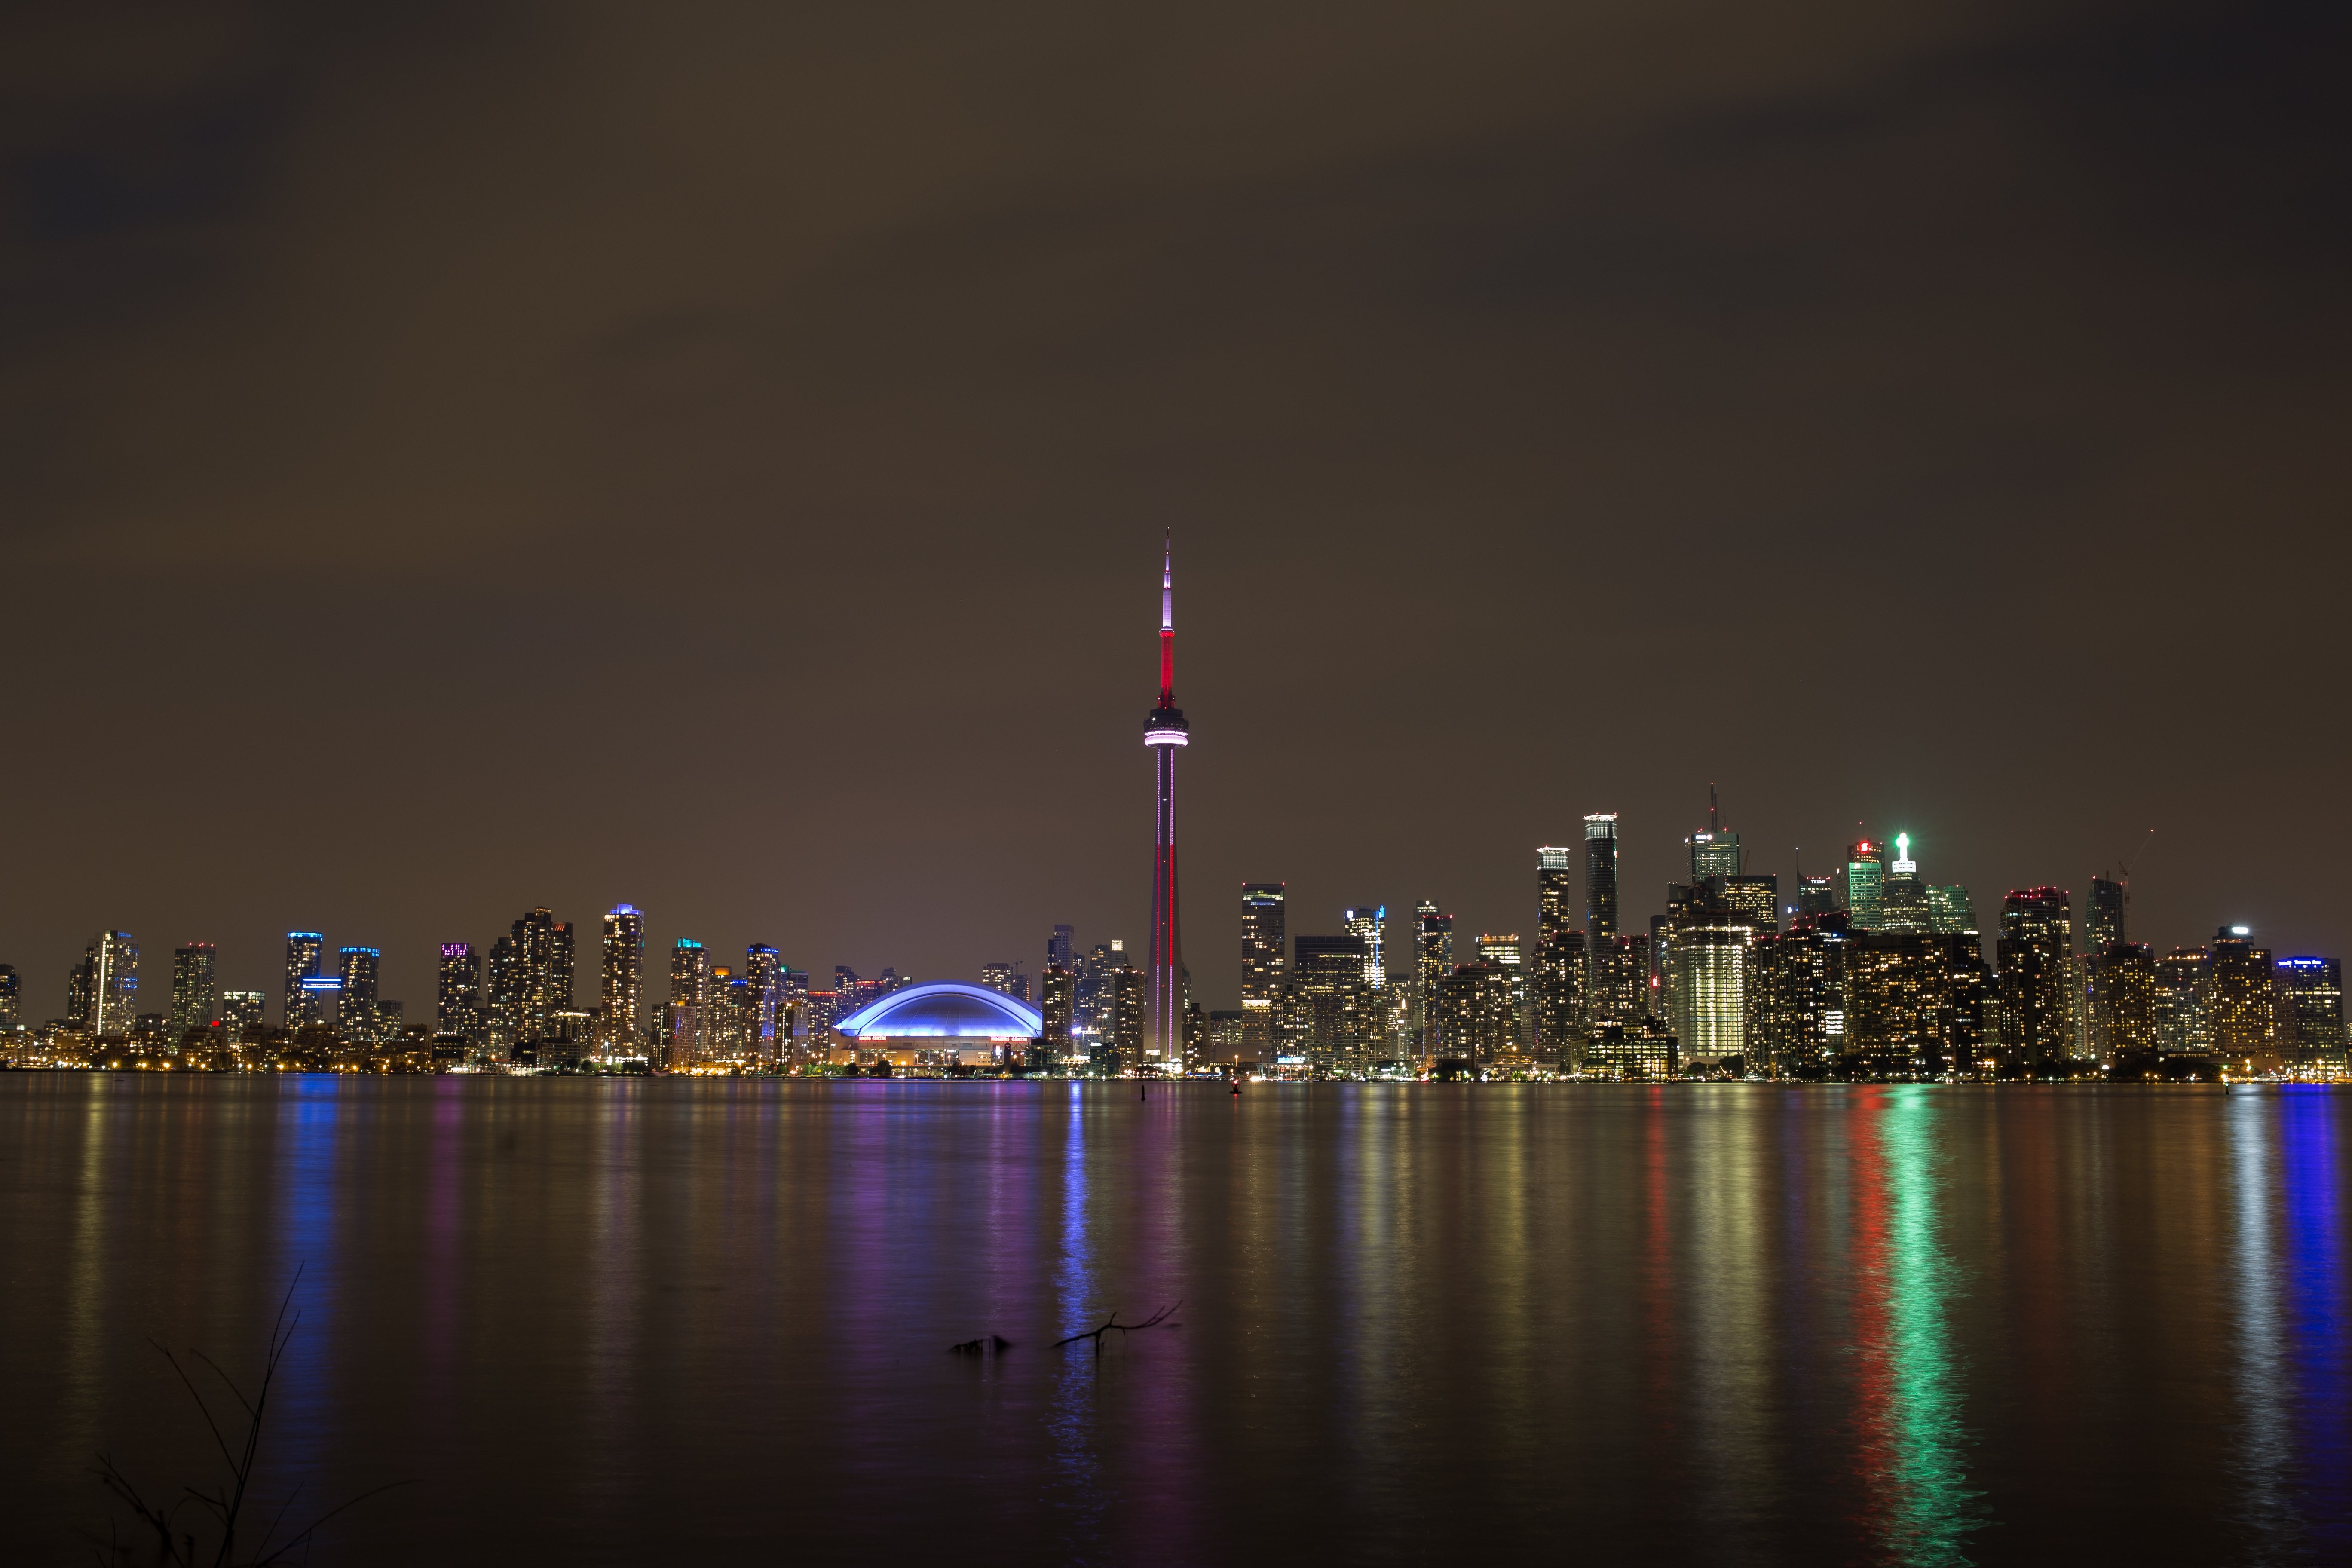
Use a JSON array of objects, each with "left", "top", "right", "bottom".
[{"left": 831, "top": 981, "right": 1043, "bottom": 1070}]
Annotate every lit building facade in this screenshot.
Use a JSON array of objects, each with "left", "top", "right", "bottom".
[
  {"left": 1844, "top": 840, "right": 1886, "bottom": 931},
  {"left": 1241, "top": 883, "right": 1287, "bottom": 1059},
  {"left": 170, "top": 943, "right": 217, "bottom": 1035},
  {"left": 1343, "top": 905, "right": 1386, "bottom": 990},
  {"left": 1413, "top": 900, "right": 1451, "bottom": 1051},
  {"left": 2206, "top": 927, "right": 2280, "bottom": 1072},
  {"left": 2277, "top": 957, "right": 2348, "bottom": 1070},
  {"left": 283, "top": 932, "right": 324, "bottom": 1031},
  {"left": 219, "top": 990, "right": 265, "bottom": 1044},
  {"left": 601, "top": 905, "right": 646, "bottom": 1053},
  {"left": 74, "top": 931, "right": 140, "bottom": 1036},
  {"left": 438, "top": 942, "right": 481, "bottom": 1039},
  {"left": 1877, "top": 834, "right": 1929, "bottom": 933},
  {"left": 1287, "top": 934, "right": 1373, "bottom": 1072},
  {"left": 1928, "top": 885, "right": 1976, "bottom": 935},
  {"left": 1037, "top": 965, "right": 1075, "bottom": 1072},
  {"left": 337, "top": 947, "right": 380, "bottom": 1041},
  {"left": 1997, "top": 887, "right": 2075, "bottom": 1066}
]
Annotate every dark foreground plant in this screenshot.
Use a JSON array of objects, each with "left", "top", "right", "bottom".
[{"left": 91, "top": 1267, "right": 410, "bottom": 1566}]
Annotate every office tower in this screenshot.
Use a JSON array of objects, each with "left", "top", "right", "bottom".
[
  {"left": 1413, "top": 900, "right": 1451, "bottom": 1051},
  {"left": 1715, "top": 875, "right": 1779, "bottom": 933},
  {"left": 601, "top": 905, "right": 646, "bottom": 1053},
  {"left": 2206, "top": 926, "right": 2280, "bottom": 1070},
  {"left": 1239, "top": 883, "right": 1286, "bottom": 1057},
  {"left": 337, "top": 947, "right": 380, "bottom": 1041},
  {"left": 1047, "top": 924, "right": 1074, "bottom": 972},
  {"left": 1876, "top": 834, "right": 1929, "bottom": 933},
  {"left": 2276, "top": 957, "right": 2348, "bottom": 1070},
  {"left": 1207, "top": 1010, "right": 1248, "bottom": 1063},
  {"left": 1476, "top": 933, "right": 1528, "bottom": 1053},
  {"left": 2087, "top": 877, "right": 2127, "bottom": 950},
  {"left": 170, "top": 943, "right": 217, "bottom": 1035},
  {"left": 219, "top": 990, "right": 265, "bottom": 1041},
  {"left": 1796, "top": 875, "right": 1839, "bottom": 919},
  {"left": 1534, "top": 848, "right": 1586, "bottom": 1066},
  {"left": 2096, "top": 942, "right": 2158, "bottom": 1057},
  {"left": 1687, "top": 786, "right": 1742, "bottom": 880},
  {"left": 1928, "top": 885, "right": 1976, "bottom": 935},
  {"left": 1843, "top": 840, "right": 1886, "bottom": 931},
  {"left": 0, "top": 964, "right": 16, "bottom": 1029},
  {"left": 1749, "top": 919, "right": 1847, "bottom": 1078},
  {"left": 283, "top": 932, "right": 325, "bottom": 1031},
  {"left": 69, "top": 931, "right": 139, "bottom": 1036},
  {"left": 1037, "top": 964, "right": 1075, "bottom": 1073},
  {"left": 1343, "top": 905, "right": 1386, "bottom": 989},
  {"left": 1286, "top": 934, "right": 1373, "bottom": 1072},
  {"left": 1142, "top": 535, "right": 1190, "bottom": 1075},
  {"left": 1661, "top": 889, "right": 1749, "bottom": 1069},
  {"left": 1945, "top": 930, "right": 1995, "bottom": 1075},
  {"left": 1588, "top": 932, "right": 1651, "bottom": 1029},
  {"left": 744, "top": 944, "right": 783, "bottom": 1058},
  {"left": 1996, "top": 887, "right": 2073, "bottom": 1066},
  {"left": 438, "top": 943, "right": 482, "bottom": 1038}
]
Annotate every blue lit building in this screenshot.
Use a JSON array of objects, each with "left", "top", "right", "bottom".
[{"left": 831, "top": 980, "right": 1043, "bottom": 1072}]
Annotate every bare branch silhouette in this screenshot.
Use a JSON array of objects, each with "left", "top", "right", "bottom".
[{"left": 1053, "top": 1302, "right": 1181, "bottom": 1357}]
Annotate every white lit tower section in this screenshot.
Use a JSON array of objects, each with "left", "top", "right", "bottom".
[{"left": 1144, "top": 535, "right": 1189, "bottom": 1075}]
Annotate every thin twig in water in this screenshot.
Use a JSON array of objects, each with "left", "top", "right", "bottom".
[{"left": 1053, "top": 1302, "right": 1181, "bottom": 1357}]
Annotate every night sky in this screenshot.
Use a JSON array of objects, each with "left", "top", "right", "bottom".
[{"left": 3, "top": 1, "right": 2346, "bottom": 1020}]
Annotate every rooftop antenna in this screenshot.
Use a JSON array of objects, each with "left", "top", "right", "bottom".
[{"left": 1709, "top": 783, "right": 1720, "bottom": 835}]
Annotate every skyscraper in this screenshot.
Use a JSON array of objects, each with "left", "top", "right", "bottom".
[
  {"left": 1240, "top": 884, "right": 1286, "bottom": 1057},
  {"left": 439, "top": 942, "right": 482, "bottom": 1039},
  {"left": 1047, "top": 924, "right": 1074, "bottom": 973},
  {"left": 1584, "top": 814, "right": 1620, "bottom": 938},
  {"left": 2087, "top": 877, "right": 2127, "bottom": 951},
  {"left": 1037, "top": 963, "right": 1075, "bottom": 1073},
  {"left": 0, "top": 965, "right": 18, "bottom": 1029},
  {"left": 2206, "top": 926, "right": 2280, "bottom": 1071},
  {"left": 170, "top": 943, "right": 217, "bottom": 1035},
  {"left": 1286, "top": 934, "right": 1373, "bottom": 1072},
  {"left": 602, "top": 905, "right": 646, "bottom": 1053},
  {"left": 1795, "top": 875, "right": 1839, "bottom": 919},
  {"left": 1143, "top": 535, "right": 1189, "bottom": 1076},
  {"left": 1477, "top": 933, "right": 1528, "bottom": 1054},
  {"left": 502, "top": 908, "right": 571, "bottom": 1052},
  {"left": 2154, "top": 947, "right": 2210, "bottom": 1054},
  {"left": 337, "top": 947, "right": 380, "bottom": 1041},
  {"left": 218, "top": 990, "right": 265, "bottom": 1043},
  {"left": 1927, "top": 885, "right": 1976, "bottom": 935},
  {"left": 1997, "top": 887, "right": 2073, "bottom": 1066},
  {"left": 667, "top": 939, "right": 710, "bottom": 1068},
  {"left": 1342, "top": 905, "right": 1385, "bottom": 989},
  {"left": 745, "top": 944, "right": 784, "bottom": 1059},
  {"left": 1687, "top": 786, "right": 1742, "bottom": 880},
  {"left": 1878, "top": 834, "right": 1929, "bottom": 933},
  {"left": 282, "top": 932, "right": 324, "bottom": 1031},
  {"left": 1414, "top": 901, "right": 1452, "bottom": 1050},
  {"left": 75, "top": 931, "right": 138, "bottom": 1036},
  {"left": 2276, "top": 956, "right": 2348, "bottom": 1071},
  {"left": 1843, "top": 840, "right": 1886, "bottom": 931},
  {"left": 1534, "top": 848, "right": 1586, "bottom": 1066}
]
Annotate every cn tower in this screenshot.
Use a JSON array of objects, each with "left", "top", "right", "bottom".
[{"left": 1144, "top": 534, "right": 1188, "bottom": 1074}]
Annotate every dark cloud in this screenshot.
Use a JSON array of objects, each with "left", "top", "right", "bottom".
[{"left": 0, "top": 0, "right": 2345, "bottom": 1014}]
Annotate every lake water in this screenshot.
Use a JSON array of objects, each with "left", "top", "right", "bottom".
[{"left": 2, "top": 1075, "right": 2346, "bottom": 1565}]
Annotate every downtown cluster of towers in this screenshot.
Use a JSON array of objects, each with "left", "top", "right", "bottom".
[{"left": 1179, "top": 798, "right": 2352, "bottom": 1080}]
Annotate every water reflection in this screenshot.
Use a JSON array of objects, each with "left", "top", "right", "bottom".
[
  {"left": 2278, "top": 1090, "right": 2349, "bottom": 1553},
  {"left": 1047, "top": 1084, "right": 1104, "bottom": 1556},
  {"left": 1849, "top": 1087, "right": 1978, "bottom": 1565}
]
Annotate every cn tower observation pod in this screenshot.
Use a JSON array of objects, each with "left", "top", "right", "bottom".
[{"left": 829, "top": 981, "right": 1044, "bottom": 1073}]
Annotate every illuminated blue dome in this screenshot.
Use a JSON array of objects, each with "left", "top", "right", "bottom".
[{"left": 834, "top": 981, "right": 1043, "bottom": 1040}]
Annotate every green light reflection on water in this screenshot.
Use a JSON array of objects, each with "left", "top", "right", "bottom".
[{"left": 1876, "top": 1087, "right": 1983, "bottom": 1567}]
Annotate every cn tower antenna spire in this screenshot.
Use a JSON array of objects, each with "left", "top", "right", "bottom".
[{"left": 1158, "top": 530, "right": 1175, "bottom": 705}]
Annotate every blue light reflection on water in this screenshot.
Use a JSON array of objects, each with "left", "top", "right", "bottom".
[
  {"left": 2279, "top": 1088, "right": 2349, "bottom": 1552},
  {"left": 272, "top": 1075, "right": 343, "bottom": 1492},
  {"left": 1046, "top": 1081, "right": 1105, "bottom": 1557}
]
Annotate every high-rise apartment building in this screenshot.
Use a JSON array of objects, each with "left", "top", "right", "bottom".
[
  {"left": 2087, "top": 878, "right": 2127, "bottom": 951},
  {"left": 71, "top": 931, "right": 139, "bottom": 1036},
  {"left": 2206, "top": 926, "right": 2280, "bottom": 1071},
  {"left": 1287, "top": 934, "right": 1373, "bottom": 1072},
  {"left": 2095, "top": 942, "right": 2158, "bottom": 1057},
  {"left": 1413, "top": 900, "right": 1451, "bottom": 1051},
  {"left": 219, "top": 990, "right": 265, "bottom": 1042},
  {"left": 1475, "top": 933, "right": 1527, "bottom": 1054},
  {"left": 980, "top": 961, "right": 1029, "bottom": 1003},
  {"left": 2277, "top": 957, "right": 2348, "bottom": 1070},
  {"left": 1844, "top": 841, "right": 1886, "bottom": 931},
  {"left": 337, "top": 947, "right": 380, "bottom": 1041},
  {"left": 1037, "top": 964, "right": 1075, "bottom": 1073},
  {"left": 744, "top": 944, "right": 784, "bottom": 1060},
  {"left": 2155, "top": 947, "right": 2210, "bottom": 1054},
  {"left": 0, "top": 964, "right": 18, "bottom": 1029},
  {"left": 1241, "top": 883, "right": 1287, "bottom": 1058},
  {"left": 170, "top": 943, "right": 217, "bottom": 1035},
  {"left": 1342, "top": 905, "right": 1386, "bottom": 990},
  {"left": 1662, "top": 891, "right": 1748, "bottom": 1069},
  {"left": 601, "top": 905, "right": 646, "bottom": 1053},
  {"left": 1996, "top": 887, "right": 2074, "bottom": 1066},
  {"left": 666, "top": 939, "right": 710, "bottom": 1067},
  {"left": 1534, "top": 847, "right": 1586, "bottom": 1067},
  {"left": 499, "top": 908, "right": 572, "bottom": 1051},
  {"left": 438, "top": 942, "right": 482, "bottom": 1039},
  {"left": 1585, "top": 814, "right": 1620, "bottom": 938},
  {"left": 282, "top": 932, "right": 324, "bottom": 1031},
  {"left": 1047, "top": 925, "right": 1074, "bottom": 973}
]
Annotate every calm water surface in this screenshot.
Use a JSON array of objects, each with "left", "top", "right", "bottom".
[{"left": 2, "top": 1076, "right": 2346, "bottom": 1565}]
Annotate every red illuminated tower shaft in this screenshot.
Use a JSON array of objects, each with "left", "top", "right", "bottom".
[{"left": 1144, "top": 536, "right": 1189, "bottom": 1074}]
